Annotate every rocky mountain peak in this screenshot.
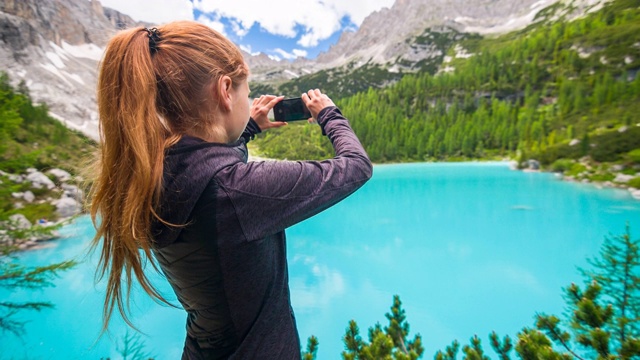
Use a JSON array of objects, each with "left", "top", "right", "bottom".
[
  {"left": 0, "top": 0, "right": 605, "bottom": 140},
  {"left": 313, "top": 0, "right": 550, "bottom": 67},
  {"left": 0, "top": 0, "right": 145, "bottom": 139}
]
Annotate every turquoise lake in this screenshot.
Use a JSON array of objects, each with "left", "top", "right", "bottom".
[{"left": 3, "top": 162, "right": 640, "bottom": 359}]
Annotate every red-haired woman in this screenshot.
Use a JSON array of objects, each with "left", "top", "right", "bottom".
[{"left": 89, "top": 21, "right": 372, "bottom": 359}]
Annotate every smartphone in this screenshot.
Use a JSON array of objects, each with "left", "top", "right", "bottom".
[{"left": 273, "top": 97, "right": 312, "bottom": 121}]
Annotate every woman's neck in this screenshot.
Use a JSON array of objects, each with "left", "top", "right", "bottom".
[{"left": 185, "top": 125, "right": 230, "bottom": 144}]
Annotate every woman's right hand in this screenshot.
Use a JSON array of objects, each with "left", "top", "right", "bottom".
[
  {"left": 301, "top": 89, "right": 335, "bottom": 123},
  {"left": 251, "top": 95, "right": 287, "bottom": 131}
]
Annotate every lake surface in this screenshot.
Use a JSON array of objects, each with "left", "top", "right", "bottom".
[{"left": 3, "top": 162, "right": 640, "bottom": 359}]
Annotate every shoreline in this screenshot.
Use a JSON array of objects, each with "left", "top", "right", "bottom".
[
  {"left": 10, "top": 158, "right": 640, "bottom": 252},
  {"left": 248, "top": 152, "right": 640, "bottom": 200}
]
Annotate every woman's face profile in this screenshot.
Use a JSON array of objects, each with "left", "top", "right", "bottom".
[{"left": 227, "top": 77, "right": 251, "bottom": 141}]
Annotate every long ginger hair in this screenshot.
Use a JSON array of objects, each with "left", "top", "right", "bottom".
[{"left": 89, "top": 21, "right": 248, "bottom": 331}]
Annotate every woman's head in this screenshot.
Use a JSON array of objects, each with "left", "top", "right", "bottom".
[
  {"left": 91, "top": 21, "right": 249, "bottom": 332},
  {"left": 98, "top": 20, "right": 249, "bottom": 141}
]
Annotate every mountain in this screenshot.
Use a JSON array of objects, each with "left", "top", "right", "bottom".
[
  {"left": 246, "top": 0, "right": 564, "bottom": 85},
  {"left": 0, "top": 0, "right": 606, "bottom": 140},
  {"left": 252, "top": 0, "right": 640, "bottom": 170},
  {"left": 315, "top": 0, "right": 550, "bottom": 67},
  {"left": 0, "top": 0, "right": 144, "bottom": 139}
]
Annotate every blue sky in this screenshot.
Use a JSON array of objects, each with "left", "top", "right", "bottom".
[
  {"left": 196, "top": 10, "right": 356, "bottom": 59},
  {"left": 96, "top": 0, "right": 395, "bottom": 60}
]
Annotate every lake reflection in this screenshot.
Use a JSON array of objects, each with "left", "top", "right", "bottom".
[{"left": 3, "top": 162, "right": 639, "bottom": 359}]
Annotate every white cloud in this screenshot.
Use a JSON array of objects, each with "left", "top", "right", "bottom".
[
  {"left": 97, "top": 0, "right": 194, "bottom": 24},
  {"left": 272, "top": 48, "right": 307, "bottom": 60},
  {"left": 193, "top": 0, "right": 394, "bottom": 48},
  {"left": 239, "top": 44, "right": 260, "bottom": 56},
  {"left": 195, "top": 13, "right": 226, "bottom": 35},
  {"left": 272, "top": 48, "right": 296, "bottom": 60},
  {"left": 230, "top": 19, "right": 250, "bottom": 37},
  {"left": 292, "top": 49, "right": 308, "bottom": 58}
]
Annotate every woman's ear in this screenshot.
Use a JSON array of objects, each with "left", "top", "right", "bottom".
[{"left": 217, "top": 76, "right": 233, "bottom": 112}]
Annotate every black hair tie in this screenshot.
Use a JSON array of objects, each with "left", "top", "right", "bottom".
[{"left": 145, "top": 27, "right": 161, "bottom": 54}]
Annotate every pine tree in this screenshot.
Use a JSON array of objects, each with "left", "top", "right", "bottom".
[
  {"left": 462, "top": 335, "right": 490, "bottom": 360},
  {"left": 489, "top": 332, "right": 512, "bottom": 360},
  {"left": 302, "top": 335, "right": 319, "bottom": 360},
  {"left": 532, "top": 224, "right": 640, "bottom": 359},
  {"left": 341, "top": 296, "right": 424, "bottom": 360},
  {"left": 435, "top": 340, "right": 460, "bottom": 360},
  {"left": 0, "top": 241, "right": 76, "bottom": 336},
  {"left": 583, "top": 224, "right": 640, "bottom": 356}
]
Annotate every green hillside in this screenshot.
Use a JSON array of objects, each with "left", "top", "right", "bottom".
[
  {"left": 252, "top": 0, "right": 640, "bottom": 171},
  {"left": 0, "top": 73, "right": 95, "bottom": 222},
  {"left": 250, "top": 27, "right": 475, "bottom": 101},
  {"left": 0, "top": 73, "right": 95, "bottom": 174}
]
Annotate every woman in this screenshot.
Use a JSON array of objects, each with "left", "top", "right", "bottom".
[{"left": 89, "top": 21, "right": 372, "bottom": 359}]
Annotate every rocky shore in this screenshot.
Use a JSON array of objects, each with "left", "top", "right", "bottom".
[
  {"left": 518, "top": 158, "right": 640, "bottom": 200},
  {"left": 0, "top": 168, "right": 84, "bottom": 250}
]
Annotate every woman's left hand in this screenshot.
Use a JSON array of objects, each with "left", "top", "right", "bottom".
[{"left": 251, "top": 95, "right": 287, "bottom": 131}]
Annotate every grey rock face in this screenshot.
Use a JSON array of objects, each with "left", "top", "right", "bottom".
[
  {"left": 23, "top": 190, "right": 35, "bottom": 203},
  {"left": 26, "top": 171, "right": 55, "bottom": 189},
  {"left": 47, "top": 168, "right": 72, "bottom": 182},
  {"left": 53, "top": 197, "right": 80, "bottom": 218},
  {"left": 61, "top": 183, "right": 83, "bottom": 202},
  {"left": 0, "top": 0, "right": 145, "bottom": 141},
  {"left": 8, "top": 213, "right": 31, "bottom": 229}
]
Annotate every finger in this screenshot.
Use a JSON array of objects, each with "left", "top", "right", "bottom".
[
  {"left": 268, "top": 95, "right": 284, "bottom": 108},
  {"left": 260, "top": 95, "right": 274, "bottom": 105},
  {"left": 271, "top": 121, "right": 287, "bottom": 128}
]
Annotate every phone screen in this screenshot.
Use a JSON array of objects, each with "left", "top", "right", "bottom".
[{"left": 274, "top": 97, "right": 312, "bottom": 121}]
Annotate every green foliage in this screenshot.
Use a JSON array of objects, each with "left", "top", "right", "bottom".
[
  {"left": 584, "top": 224, "right": 640, "bottom": 348},
  {"left": 515, "top": 328, "right": 572, "bottom": 360},
  {"left": 627, "top": 177, "right": 640, "bottom": 189},
  {"left": 566, "top": 163, "right": 588, "bottom": 177},
  {"left": 588, "top": 172, "right": 615, "bottom": 182},
  {"left": 435, "top": 340, "right": 459, "bottom": 360},
  {"left": 0, "top": 73, "right": 25, "bottom": 155},
  {"left": 0, "top": 72, "right": 85, "bottom": 339},
  {"left": 252, "top": 123, "right": 333, "bottom": 160},
  {"left": 0, "top": 242, "right": 76, "bottom": 336},
  {"left": 3, "top": 203, "right": 58, "bottom": 224},
  {"left": 0, "top": 72, "right": 92, "bottom": 226},
  {"left": 549, "top": 158, "right": 575, "bottom": 173},
  {"left": 626, "top": 149, "right": 640, "bottom": 164},
  {"left": 302, "top": 335, "right": 319, "bottom": 360},
  {"left": 531, "top": 224, "right": 640, "bottom": 360},
  {"left": 0, "top": 72, "right": 95, "bottom": 174},
  {"left": 249, "top": 82, "right": 276, "bottom": 98},
  {"left": 253, "top": 0, "right": 640, "bottom": 164},
  {"left": 341, "top": 295, "right": 424, "bottom": 360},
  {"left": 489, "top": 332, "right": 512, "bottom": 360},
  {"left": 276, "top": 63, "right": 404, "bottom": 100},
  {"left": 462, "top": 335, "right": 490, "bottom": 360},
  {"left": 114, "top": 331, "right": 155, "bottom": 360},
  {"left": 0, "top": 173, "right": 61, "bottom": 224}
]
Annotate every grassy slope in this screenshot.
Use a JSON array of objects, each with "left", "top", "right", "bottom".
[{"left": 0, "top": 74, "right": 96, "bottom": 222}]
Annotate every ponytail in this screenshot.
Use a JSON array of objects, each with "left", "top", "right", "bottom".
[
  {"left": 90, "top": 27, "right": 173, "bottom": 332},
  {"left": 89, "top": 21, "right": 248, "bottom": 332}
]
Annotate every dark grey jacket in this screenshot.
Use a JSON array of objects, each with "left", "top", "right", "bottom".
[{"left": 151, "top": 107, "right": 372, "bottom": 359}]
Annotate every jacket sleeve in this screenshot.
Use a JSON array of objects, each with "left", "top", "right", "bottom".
[
  {"left": 240, "top": 118, "right": 262, "bottom": 143},
  {"left": 215, "top": 106, "right": 373, "bottom": 241}
]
